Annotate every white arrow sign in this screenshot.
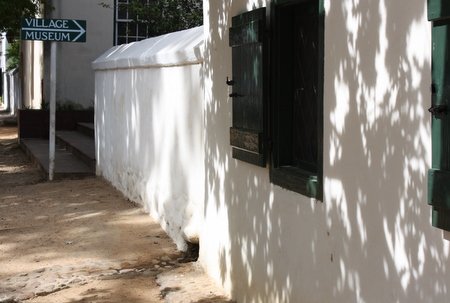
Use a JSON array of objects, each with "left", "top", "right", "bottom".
[{"left": 21, "top": 18, "right": 87, "bottom": 42}]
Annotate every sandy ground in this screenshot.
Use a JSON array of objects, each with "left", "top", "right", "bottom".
[{"left": 0, "top": 126, "right": 233, "bottom": 303}]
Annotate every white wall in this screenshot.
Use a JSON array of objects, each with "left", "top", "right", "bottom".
[
  {"left": 93, "top": 27, "right": 205, "bottom": 250},
  {"left": 46, "top": 0, "right": 113, "bottom": 108},
  {"left": 1, "top": 33, "right": 7, "bottom": 111},
  {"left": 6, "top": 69, "right": 21, "bottom": 114},
  {"left": 200, "top": 0, "right": 450, "bottom": 302},
  {"left": 22, "top": 40, "right": 43, "bottom": 109}
]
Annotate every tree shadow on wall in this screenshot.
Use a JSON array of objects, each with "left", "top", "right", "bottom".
[{"left": 203, "top": 0, "right": 450, "bottom": 302}]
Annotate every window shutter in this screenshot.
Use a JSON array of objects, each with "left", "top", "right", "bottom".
[
  {"left": 428, "top": 2, "right": 450, "bottom": 231},
  {"left": 228, "top": 7, "right": 267, "bottom": 167},
  {"left": 428, "top": 0, "right": 450, "bottom": 21}
]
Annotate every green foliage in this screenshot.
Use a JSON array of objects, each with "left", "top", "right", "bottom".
[
  {"left": 6, "top": 40, "right": 20, "bottom": 71},
  {"left": 0, "top": 0, "right": 45, "bottom": 38},
  {"left": 128, "top": 0, "right": 203, "bottom": 37},
  {"left": 98, "top": 1, "right": 112, "bottom": 9}
]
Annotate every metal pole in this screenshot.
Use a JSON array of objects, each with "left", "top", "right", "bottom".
[{"left": 49, "top": 41, "right": 57, "bottom": 181}]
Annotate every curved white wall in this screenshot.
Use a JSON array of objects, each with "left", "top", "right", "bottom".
[
  {"left": 200, "top": 1, "right": 450, "bottom": 302},
  {"left": 94, "top": 27, "right": 204, "bottom": 250}
]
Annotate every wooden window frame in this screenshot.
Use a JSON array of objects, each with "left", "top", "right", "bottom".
[
  {"left": 114, "top": 0, "right": 150, "bottom": 45},
  {"left": 427, "top": 0, "right": 450, "bottom": 231},
  {"left": 269, "top": 0, "right": 324, "bottom": 200}
]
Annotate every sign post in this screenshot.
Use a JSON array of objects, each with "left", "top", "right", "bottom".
[
  {"left": 21, "top": 18, "right": 87, "bottom": 180},
  {"left": 49, "top": 42, "right": 57, "bottom": 180}
]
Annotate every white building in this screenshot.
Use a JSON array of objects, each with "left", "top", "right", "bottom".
[
  {"left": 42, "top": 0, "right": 114, "bottom": 108},
  {"left": 1, "top": 33, "right": 21, "bottom": 114},
  {"left": 200, "top": 1, "right": 450, "bottom": 302},
  {"left": 21, "top": 39, "right": 43, "bottom": 109},
  {"left": 20, "top": 0, "right": 115, "bottom": 109},
  {"left": 94, "top": 0, "right": 450, "bottom": 302},
  {"left": 1, "top": 32, "right": 6, "bottom": 110}
]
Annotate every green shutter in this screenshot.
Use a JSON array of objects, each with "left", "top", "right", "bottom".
[
  {"left": 428, "top": 1, "right": 450, "bottom": 231},
  {"left": 428, "top": 0, "right": 450, "bottom": 21},
  {"left": 229, "top": 8, "right": 267, "bottom": 167}
]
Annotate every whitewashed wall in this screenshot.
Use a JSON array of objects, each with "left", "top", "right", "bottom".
[
  {"left": 21, "top": 40, "right": 43, "bottom": 109},
  {"left": 200, "top": 1, "right": 450, "bottom": 303},
  {"left": 93, "top": 26, "right": 204, "bottom": 250},
  {"left": 6, "top": 69, "right": 21, "bottom": 114}
]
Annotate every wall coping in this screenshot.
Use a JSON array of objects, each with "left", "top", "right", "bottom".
[{"left": 92, "top": 26, "right": 204, "bottom": 71}]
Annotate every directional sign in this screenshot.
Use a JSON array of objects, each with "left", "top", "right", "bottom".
[{"left": 21, "top": 18, "right": 86, "bottom": 43}]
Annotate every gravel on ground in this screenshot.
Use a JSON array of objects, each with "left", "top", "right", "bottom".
[{"left": 0, "top": 125, "right": 233, "bottom": 303}]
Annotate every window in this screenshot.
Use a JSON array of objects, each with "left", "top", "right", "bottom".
[
  {"left": 114, "top": 0, "right": 150, "bottom": 45},
  {"left": 427, "top": 0, "right": 450, "bottom": 231},
  {"left": 228, "top": 1, "right": 323, "bottom": 200},
  {"left": 270, "top": 0, "right": 324, "bottom": 199}
]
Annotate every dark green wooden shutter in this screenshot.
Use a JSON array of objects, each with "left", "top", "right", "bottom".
[
  {"left": 428, "top": 1, "right": 450, "bottom": 231},
  {"left": 428, "top": 0, "right": 450, "bottom": 21},
  {"left": 228, "top": 7, "right": 266, "bottom": 167}
]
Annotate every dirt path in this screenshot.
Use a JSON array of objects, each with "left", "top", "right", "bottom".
[{"left": 0, "top": 126, "right": 233, "bottom": 303}]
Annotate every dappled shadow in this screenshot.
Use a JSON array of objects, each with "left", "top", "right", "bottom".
[
  {"left": 67, "top": 288, "right": 112, "bottom": 303},
  {"left": 0, "top": 169, "right": 180, "bottom": 301},
  {"left": 0, "top": 126, "right": 43, "bottom": 186},
  {"left": 64, "top": 278, "right": 162, "bottom": 303},
  {"left": 193, "top": 298, "right": 236, "bottom": 303},
  {"left": 323, "top": 0, "right": 444, "bottom": 301},
  {"left": 0, "top": 178, "right": 178, "bottom": 266},
  {"left": 201, "top": 0, "right": 450, "bottom": 302}
]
